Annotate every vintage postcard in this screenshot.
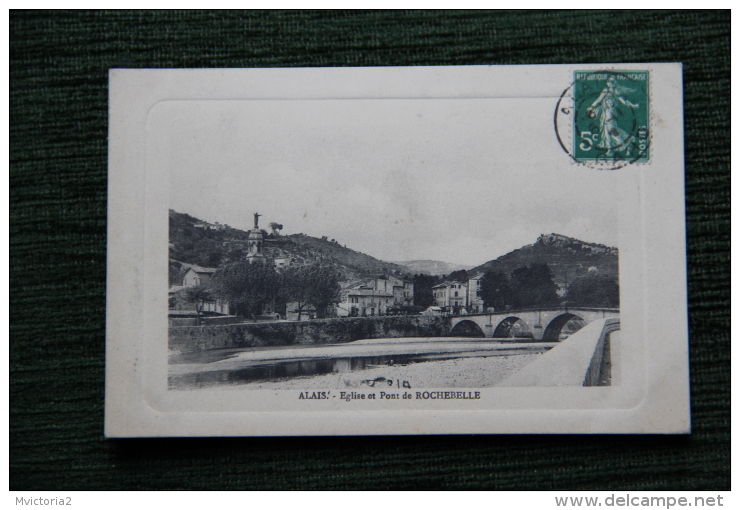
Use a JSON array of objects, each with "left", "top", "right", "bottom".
[{"left": 105, "top": 65, "right": 689, "bottom": 436}]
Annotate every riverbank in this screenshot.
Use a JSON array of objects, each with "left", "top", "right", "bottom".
[
  {"left": 169, "top": 337, "right": 550, "bottom": 390},
  {"left": 169, "top": 337, "right": 552, "bottom": 368},
  {"left": 228, "top": 353, "right": 543, "bottom": 390},
  {"left": 169, "top": 315, "right": 450, "bottom": 353}
]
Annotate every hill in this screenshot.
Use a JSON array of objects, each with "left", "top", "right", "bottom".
[
  {"left": 169, "top": 210, "right": 409, "bottom": 282},
  {"left": 282, "top": 233, "right": 409, "bottom": 277},
  {"left": 392, "top": 260, "right": 473, "bottom": 276},
  {"left": 169, "top": 212, "right": 618, "bottom": 290},
  {"left": 469, "top": 233, "right": 618, "bottom": 290}
]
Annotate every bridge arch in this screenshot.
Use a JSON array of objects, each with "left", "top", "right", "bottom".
[
  {"left": 542, "top": 313, "right": 585, "bottom": 342},
  {"left": 493, "top": 316, "right": 534, "bottom": 339},
  {"left": 449, "top": 319, "right": 485, "bottom": 338}
]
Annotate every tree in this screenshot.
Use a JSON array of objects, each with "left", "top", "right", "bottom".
[
  {"left": 269, "top": 222, "right": 283, "bottom": 236},
  {"left": 203, "top": 249, "right": 222, "bottom": 268},
  {"left": 566, "top": 275, "right": 619, "bottom": 308},
  {"left": 307, "top": 266, "right": 341, "bottom": 318},
  {"left": 447, "top": 269, "right": 469, "bottom": 284},
  {"left": 169, "top": 261, "right": 184, "bottom": 286},
  {"left": 508, "top": 263, "right": 560, "bottom": 308},
  {"left": 480, "top": 270, "right": 512, "bottom": 311},
  {"left": 211, "top": 261, "right": 280, "bottom": 317},
  {"left": 412, "top": 273, "right": 441, "bottom": 308},
  {"left": 182, "top": 284, "right": 213, "bottom": 324},
  {"left": 281, "top": 264, "right": 341, "bottom": 319}
]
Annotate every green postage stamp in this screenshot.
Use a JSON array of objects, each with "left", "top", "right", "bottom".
[{"left": 572, "top": 70, "right": 650, "bottom": 164}]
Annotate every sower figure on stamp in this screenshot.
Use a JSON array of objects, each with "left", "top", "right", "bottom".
[{"left": 586, "top": 76, "right": 640, "bottom": 157}]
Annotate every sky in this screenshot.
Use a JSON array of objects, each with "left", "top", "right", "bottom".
[{"left": 154, "top": 98, "right": 620, "bottom": 267}]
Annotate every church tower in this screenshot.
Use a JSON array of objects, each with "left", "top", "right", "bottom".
[{"left": 247, "top": 212, "right": 266, "bottom": 264}]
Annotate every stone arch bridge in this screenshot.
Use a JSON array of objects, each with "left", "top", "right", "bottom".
[{"left": 449, "top": 308, "right": 619, "bottom": 341}]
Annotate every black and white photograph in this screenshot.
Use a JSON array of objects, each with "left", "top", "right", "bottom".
[{"left": 163, "top": 98, "right": 622, "bottom": 392}]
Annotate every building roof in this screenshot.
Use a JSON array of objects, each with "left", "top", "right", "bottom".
[
  {"left": 340, "top": 279, "right": 366, "bottom": 290},
  {"left": 346, "top": 289, "right": 394, "bottom": 298},
  {"left": 183, "top": 265, "right": 217, "bottom": 275},
  {"left": 340, "top": 274, "right": 412, "bottom": 290},
  {"left": 433, "top": 280, "right": 466, "bottom": 288}
]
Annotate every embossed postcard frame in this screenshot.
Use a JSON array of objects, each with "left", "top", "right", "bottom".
[{"left": 105, "top": 65, "right": 689, "bottom": 436}]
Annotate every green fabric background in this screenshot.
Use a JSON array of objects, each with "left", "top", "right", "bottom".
[{"left": 10, "top": 10, "right": 729, "bottom": 490}]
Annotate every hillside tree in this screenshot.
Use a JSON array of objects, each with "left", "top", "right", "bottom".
[
  {"left": 480, "top": 270, "right": 512, "bottom": 311},
  {"left": 182, "top": 284, "right": 213, "bottom": 324},
  {"left": 565, "top": 275, "right": 619, "bottom": 308},
  {"left": 412, "top": 274, "right": 441, "bottom": 308},
  {"left": 281, "top": 264, "right": 341, "bottom": 319},
  {"left": 269, "top": 222, "right": 283, "bottom": 236},
  {"left": 508, "top": 263, "right": 560, "bottom": 309},
  {"left": 447, "top": 269, "right": 469, "bottom": 284}
]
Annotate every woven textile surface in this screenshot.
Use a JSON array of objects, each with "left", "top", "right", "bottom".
[{"left": 10, "top": 10, "right": 729, "bottom": 490}]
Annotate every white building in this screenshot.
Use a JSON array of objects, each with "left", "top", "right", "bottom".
[
  {"left": 274, "top": 257, "right": 291, "bottom": 269},
  {"left": 432, "top": 280, "right": 467, "bottom": 312},
  {"left": 431, "top": 274, "right": 492, "bottom": 314},
  {"left": 336, "top": 276, "right": 414, "bottom": 317},
  {"left": 466, "top": 273, "right": 486, "bottom": 314},
  {"left": 171, "top": 265, "right": 230, "bottom": 316},
  {"left": 181, "top": 265, "right": 216, "bottom": 287}
]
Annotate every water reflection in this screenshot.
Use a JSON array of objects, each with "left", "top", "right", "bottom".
[{"left": 168, "top": 351, "right": 525, "bottom": 390}]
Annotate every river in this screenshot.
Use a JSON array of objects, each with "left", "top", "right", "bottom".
[{"left": 168, "top": 337, "right": 552, "bottom": 390}]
